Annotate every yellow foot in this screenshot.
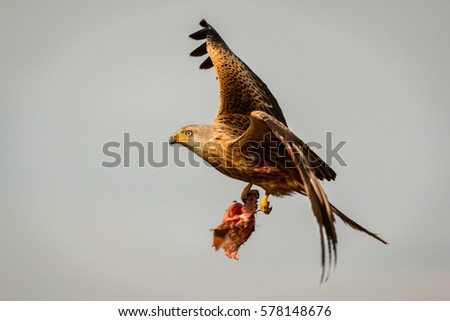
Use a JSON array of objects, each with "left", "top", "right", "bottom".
[
  {"left": 260, "top": 193, "right": 272, "bottom": 214},
  {"left": 241, "top": 183, "right": 254, "bottom": 202}
]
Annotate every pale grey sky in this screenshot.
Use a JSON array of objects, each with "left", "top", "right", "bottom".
[{"left": 1, "top": 0, "right": 449, "bottom": 300}]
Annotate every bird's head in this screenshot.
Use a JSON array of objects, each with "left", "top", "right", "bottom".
[{"left": 169, "top": 124, "right": 213, "bottom": 152}]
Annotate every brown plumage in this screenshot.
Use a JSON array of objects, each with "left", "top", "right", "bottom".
[{"left": 170, "top": 19, "right": 387, "bottom": 282}]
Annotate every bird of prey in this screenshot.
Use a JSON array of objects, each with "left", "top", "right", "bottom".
[{"left": 169, "top": 19, "right": 387, "bottom": 281}]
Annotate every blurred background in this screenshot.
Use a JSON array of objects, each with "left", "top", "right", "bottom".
[{"left": 1, "top": 0, "right": 449, "bottom": 300}]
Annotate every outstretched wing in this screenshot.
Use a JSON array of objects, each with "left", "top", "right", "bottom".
[{"left": 189, "top": 19, "right": 288, "bottom": 126}]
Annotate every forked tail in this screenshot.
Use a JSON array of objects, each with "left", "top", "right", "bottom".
[{"left": 330, "top": 203, "right": 388, "bottom": 245}]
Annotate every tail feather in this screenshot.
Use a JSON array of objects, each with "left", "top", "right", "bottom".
[{"left": 330, "top": 203, "right": 388, "bottom": 245}]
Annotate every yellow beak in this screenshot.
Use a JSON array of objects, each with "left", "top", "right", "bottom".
[{"left": 169, "top": 132, "right": 189, "bottom": 144}]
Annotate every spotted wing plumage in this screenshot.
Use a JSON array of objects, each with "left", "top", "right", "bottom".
[
  {"left": 189, "top": 19, "right": 288, "bottom": 126},
  {"left": 190, "top": 19, "right": 336, "bottom": 182}
]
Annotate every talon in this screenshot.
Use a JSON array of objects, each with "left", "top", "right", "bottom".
[
  {"left": 260, "top": 193, "right": 272, "bottom": 214},
  {"left": 240, "top": 183, "right": 253, "bottom": 202}
]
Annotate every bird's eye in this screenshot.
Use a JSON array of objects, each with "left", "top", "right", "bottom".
[{"left": 185, "top": 130, "right": 193, "bottom": 137}]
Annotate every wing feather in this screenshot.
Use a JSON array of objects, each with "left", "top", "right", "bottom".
[
  {"left": 235, "top": 111, "right": 336, "bottom": 181},
  {"left": 190, "top": 42, "right": 207, "bottom": 57},
  {"left": 189, "top": 19, "right": 287, "bottom": 125},
  {"left": 245, "top": 111, "right": 387, "bottom": 281},
  {"left": 245, "top": 111, "right": 336, "bottom": 282},
  {"left": 199, "top": 57, "right": 214, "bottom": 69}
]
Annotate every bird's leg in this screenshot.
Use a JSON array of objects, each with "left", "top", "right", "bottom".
[
  {"left": 240, "top": 183, "right": 253, "bottom": 202},
  {"left": 237, "top": 183, "right": 259, "bottom": 223},
  {"left": 260, "top": 192, "right": 272, "bottom": 214}
]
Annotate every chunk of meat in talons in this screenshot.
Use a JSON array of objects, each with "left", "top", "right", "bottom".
[{"left": 212, "top": 190, "right": 259, "bottom": 260}]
